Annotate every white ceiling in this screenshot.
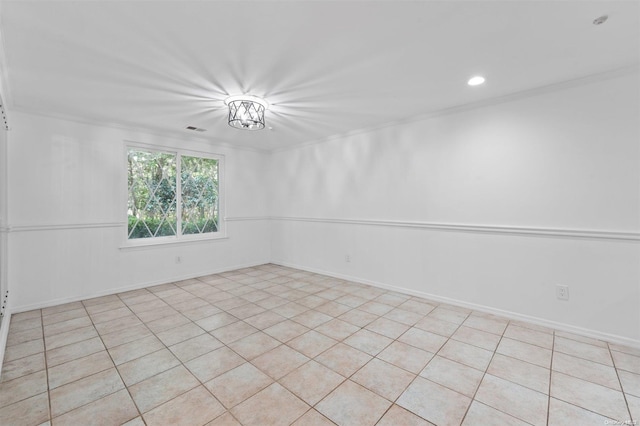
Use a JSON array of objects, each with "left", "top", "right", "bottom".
[{"left": 1, "top": 1, "right": 638, "bottom": 151}]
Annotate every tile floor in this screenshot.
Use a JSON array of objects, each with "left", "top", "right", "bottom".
[{"left": 0, "top": 264, "right": 638, "bottom": 425}]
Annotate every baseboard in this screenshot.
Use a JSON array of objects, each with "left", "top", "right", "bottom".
[
  {"left": 10, "top": 259, "right": 270, "bottom": 314},
  {"left": 272, "top": 260, "right": 640, "bottom": 350},
  {"left": 0, "top": 310, "right": 11, "bottom": 382}
]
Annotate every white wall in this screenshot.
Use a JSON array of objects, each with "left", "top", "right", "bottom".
[
  {"left": 269, "top": 71, "right": 640, "bottom": 344},
  {"left": 0, "top": 120, "right": 7, "bottom": 323},
  {"left": 6, "top": 112, "right": 271, "bottom": 310}
]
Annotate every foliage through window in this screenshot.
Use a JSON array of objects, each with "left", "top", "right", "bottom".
[{"left": 127, "top": 148, "right": 220, "bottom": 240}]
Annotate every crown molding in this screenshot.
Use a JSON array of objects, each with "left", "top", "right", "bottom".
[{"left": 8, "top": 107, "right": 270, "bottom": 154}]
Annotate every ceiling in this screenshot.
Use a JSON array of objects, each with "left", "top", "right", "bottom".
[{"left": 1, "top": 1, "right": 638, "bottom": 151}]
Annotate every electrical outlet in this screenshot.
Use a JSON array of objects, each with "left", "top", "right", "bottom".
[
  {"left": 556, "top": 285, "right": 569, "bottom": 301},
  {"left": 176, "top": 256, "right": 182, "bottom": 264},
  {"left": 345, "top": 255, "right": 351, "bottom": 263}
]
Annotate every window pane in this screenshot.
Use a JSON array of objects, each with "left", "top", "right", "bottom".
[
  {"left": 127, "top": 149, "right": 177, "bottom": 239},
  {"left": 181, "top": 156, "right": 219, "bottom": 235}
]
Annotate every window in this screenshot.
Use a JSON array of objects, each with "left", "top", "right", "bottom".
[{"left": 126, "top": 146, "right": 222, "bottom": 242}]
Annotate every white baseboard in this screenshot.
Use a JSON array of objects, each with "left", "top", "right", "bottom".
[
  {"left": 0, "top": 311, "right": 11, "bottom": 382},
  {"left": 272, "top": 260, "right": 640, "bottom": 350},
  {"left": 10, "top": 259, "right": 270, "bottom": 314}
]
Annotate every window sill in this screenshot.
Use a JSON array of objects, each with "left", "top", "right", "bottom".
[{"left": 119, "top": 234, "right": 228, "bottom": 250}]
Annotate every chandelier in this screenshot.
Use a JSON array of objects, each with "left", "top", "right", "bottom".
[{"left": 224, "top": 95, "right": 269, "bottom": 130}]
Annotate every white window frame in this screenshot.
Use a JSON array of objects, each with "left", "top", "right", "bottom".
[{"left": 123, "top": 142, "right": 226, "bottom": 247}]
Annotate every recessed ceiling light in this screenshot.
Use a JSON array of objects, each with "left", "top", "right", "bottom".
[{"left": 468, "top": 76, "right": 485, "bottom": 86}]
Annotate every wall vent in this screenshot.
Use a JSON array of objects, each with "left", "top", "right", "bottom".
[{"left": 185, "top": 126, "right": 207, "bottom": 132}]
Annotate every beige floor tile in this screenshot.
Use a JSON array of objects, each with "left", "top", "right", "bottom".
[
  {"left": 287, "top": 330, "right": 338, "bottom": 358},
  {"left": 338, "top": 309, "right": 379, "bottom": 328},
  {"left": 182, "top": 304, "right": 222, "bottom": 321},
  {"left": 8, "top": 317, "right": 42, "bottom": 335},
  {"left": 280, "top": 360, "right": 344, "bottom": 406},
  {"left": 117, "top": 348, "right": 180, "bottom": 386},
  {"left": 143, "top": 386, "right": 225, "bottom": 426},
  {"left": 42, "top": 302, "right": 84, "bottom": 317},
  {"left": 398, "top": 300, "right": 436, "bottom": 316},
  {"left": 205, "top": 363, "right": 273, "bottom": 408},
  {"left": 377, "top": 341, "right": 434, "bottom": 374},
  {"left": 555, "top": 330, "right": 608, "bottom": 348},
  {"left": 228, "top": 331, "right": 281, "bottom": 360},
  {"left": 51, "top": 388, "right": 138, "bottom": 426},
  {"left": 205, "top": 412, "right": 241, "bottom": 426},
  {"left": 0, "top": 370, "right": 47, "bottom": 409},
  {"left": 46, "top": 336, "right": 105, "bottom": 367},
  {"left": 44, "top": 317, "right": 93, "bottom": 338},
  {"left": 438, "top": 339, "right": 493, "bottom": 371},
  {"left": 244, "top": 311, "right": 287, "bottom": 329},
  {"left": 610, "top": 343, "right": 640, "bottom": 357},
  {"left": 291, "top": 310, "right": 333, "bottom": 329},
  {"left": 359, "top": 301, "right": 394, "bottom": 316},
  {"left": 451, "top": 325, "right": 502, "bottom": 351},
  {"left": 50, "top": 368, "right": 124, "bottom": 417},
  {"left": 628, "top": 394, "right": 640, "bottom": 422},
  {"left": 94, "top": 315, "right": 143, "bottom": 335},
  {"left": 377, "top": 404, "right": 434, "bottom": 426},
  {"left": 554, "top": 336, "right": 612, "bottom": 366},
  {"left": 398, "top": 327, "right": 448, "bottom": 353},
  {"left": 185, "top": 346, "right": 245, "bottom": 382},
  {"left": 383, "top": 308, "right": 423, "bottom": 325},
  {"left": 255, "top": 295, "right": 289, "bottom": 310},
  {"left": 315, "top": 343, "right": 372, "bottom": 377},
  {"left": 425, "top": 307, "right": 467, "bottom": 324},
  {"left": 550, "top": 371, "right": 629, "bottom": 420},
  {"left": 463, "top": 314, "right": 508, "bottom": 335},
  {"left": 99, "top": 324, "right": 151, "bottom": 349},
  {"left": 612, "top": 350, "right": 640, "bottom": 374},
  {"left": 364, "top": 317, "right": 410, "bottom": 339},
  {"left": 211, "top": 321, "right": 259, "bottom": 344},
  {"left": 462, "top": 400, "right": 529, "bottom": 426},
  {"left": 397, "top": 376, "right": 471, "bottom": 425},
  {"left": 195, "top": 312, "right": 239, "bottom": 331},
  {"left": 10, "top": 310, "right": 41, "bottom": 323},
  {"left": 169, "top": 333, "right": 224, "bottom": 363},
  {"left": 496, "top": 337, "right": 552, "bottom": 368},
  {"left": 155, "top": 322, "right": 205, "bottom": 346},
  {"left": 252, "top": 344, "right": 309, "bottom": 380},
  {"left": 315, "top": 319, "right": 359, "bottom": 341},
  {"left": 291, "top": 409, "right": 335, "bottom": 426},
  {"left": 0, "top": 392, "right": 49, "bottom": 426},
  {"left": 335, "top": 294, "right": 367, "bottom": 308},
  {"left": 475, "top": 374, "right": 547, "bottom": 425},
  {"left": 375, "top": 293, "right": 410, "bottom": 306},
  {"left": 231, "top": 383, "right": 309, "bottom": 426},
  {"left": 108, "top": 335, "right": 164, "bottom": 365},
  {"left": 88, "top": 306, "right": 131, "bottom": 324},
  {"left": 504, "top": 324, "right": 553, "bottom": 349},
  {"left": 7, "top": 328, "right": 43, "bottom": 348},
  {"left": 352, "top": 358, "right": 415, "bottom": 401},
  {"left": 420, "top": 356, "right": 484, "bottom": 397},
  {"left": 298, "top": 295, "right": 328, "bottom": 309},
  {"left": 121, "top": 416, "right": 145, "bottom": 426},
  {"left": 272, "top": 302, "right": 309, "bottom": 319},
  {"left": 145, "top": 312, "right": 191, "bottom": 334},
  {"left": 264, "top": 320, "right": 309, "bottom": 343},
  {"left": 316, "top": 380, "right": 391, "bottom": 426},
  {"left": 227, "top": 303, "right": 267, "bottom": 320},
  {"left": 552, "top": 351, "right": 620, "bottom": 390},
  {"left": 488, "top": 353, "right": 550, "bottom": 394},
  {"left": 315, "top": 301, "right": 352, "bottom": 317},
  {"left": 48, "top": 351, "right": 114, "bottom": 389},
  {"left": 619, "top": 369, "right": 640, "bottom": 397},
  {"left": 1, "top": 352, "right": 46, "bottom": 382},
  {"left": 413, "top": 316, "right": 459, "bottom": 337},
  {"left": 44, "top": 325, "right": 98, "bottom": 350},
  {"left": 42, "top": 309, "right": 88, "bottom": 327},
  {"left": 129, "top": 365, "right": 200, "bottom": 413},
  {"left": 4, "top": 338, "right": 44, "bottom": 363},
  {"left": 547, "top": 397, "right": 615, "bottom": 425},
  {"left": 344, "top": 329, "right": 393, "bottom": 356}
]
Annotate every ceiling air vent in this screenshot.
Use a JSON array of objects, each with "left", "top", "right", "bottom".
[{"left": 185, "top": 126, "right": 207, "bottom": 132}]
